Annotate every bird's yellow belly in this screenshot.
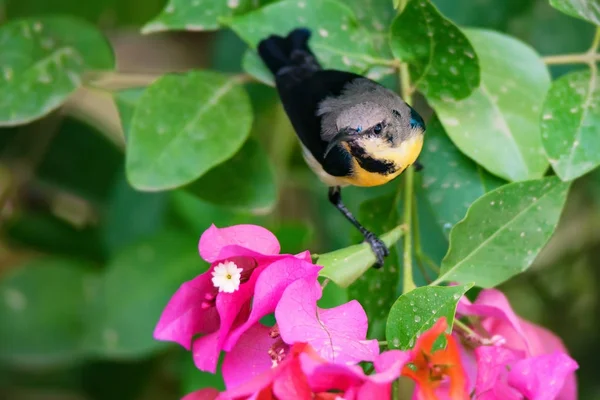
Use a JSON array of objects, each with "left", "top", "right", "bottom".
[
  {"left": 342, "top": 133, "right": 424, "bottom": 187},
  {"left": 340, "top": 164, "right": 405, "bottom": 187}
]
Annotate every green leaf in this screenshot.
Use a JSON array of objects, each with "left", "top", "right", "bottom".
[
  {"left": 242, "top": 50, "right": 275, "bottom": 87},
  {"left": 550, "top": 0, "right": 600, "bottom": 25},
  {"left": 348, "top": 194, "right": 401, "bottom": 336},
  {"left": 101, "top": 170, "right": 169, "bottom": 256},
  {"left": 37, "top": 117, "right": 122, "bottom": 203},
  {"left": 228, "top": 0, "right": 385, "bottom": 73},
  {"left": 386, "top": 284, "right": 472, "bottom": 350},
  {"left": 270, "top": 222, "right": 314, "bottom": 255},
  {"left": 170, "top": 190, "right": 263, "bottom": 234},
  {"left": 186, "top": 138, "right": 277, "bottom": 213},
  {"left": 431, "top": 29, "right": 551, "bottom": 182},
  {"left": 114, "top": 87, "right": 145, "bottom": 141},
  {"left": 0, "top": 16, "right": 114, "bottom": 126},
  {"left": 126, "top": 71, "right": 252, "bottom": 191},
  {"left": 5, "top": 212, "right": 106, "bottom": 263},
  {"left": 420, "top": 117, "right": 505, "bottom": 236},
  {"left": 142, "top": 0, "right": 271, "bottom": 33},
  {"left": 181, "top": 352, "right": 225, "bottom": 395},
  {"left": 318, "top": 225, "right": 404, "bottom": 288},
  {"left": 116, "top": 84, "right": 275, "bottom": 212},
  {"left": 6, "top": 0, "right": 165, "bottom": 27},
  {"left": 84, "top": 231, "right": 201, "bottom": 357},
  {"left": 432, "top": 0, "right": 532, "bottom": 30},
  {"left": 346, "top": 0, "right": 395, "bottom": 33},
  {"left": 541, "top": 69, "right": 600, "bottom": 181},
  {"left": 0, "top": 258, "right": 96, "bottom": 366},
  {"left": 434, "top": 177, "right": 571, "bottom": 288},
  {"left": 390, "top": 0, "right": 480, "bottom": 101}
]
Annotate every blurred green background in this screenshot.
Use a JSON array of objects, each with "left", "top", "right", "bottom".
[{"left": 0, "top": 0, "right": 599, "bottom": 399}]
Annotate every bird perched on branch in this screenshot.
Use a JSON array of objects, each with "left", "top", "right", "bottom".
[{"left": 257, "top": 28, "right": 426, "bottom": 267}]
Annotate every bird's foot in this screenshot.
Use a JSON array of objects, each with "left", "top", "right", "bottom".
[
  {"left": 365, "top": 232, "right": 390, "bottom": 268},
  {"left": 413, "top": 161, "right": 424, "bottom": 172}
]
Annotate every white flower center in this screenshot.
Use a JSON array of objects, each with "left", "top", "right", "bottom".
[{"left": 211, "top": 261, "right": 243, "bottom": 293}]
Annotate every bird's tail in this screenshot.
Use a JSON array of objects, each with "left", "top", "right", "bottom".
[{"left": 257, "top": 28, "right": 321, "bottom": 76}]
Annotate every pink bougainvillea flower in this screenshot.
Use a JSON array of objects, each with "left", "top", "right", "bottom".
[
  {"left": 475, "top": 346, "right": 578, "bottom": 400},
  {"left": 153, "top": 224, "right": 320, "bottom": 373},
  {"left": 187, "top": 340, "right": 409, "bottom": 400},
  {"left": 275, "top": 277, "right": 379, "bottom": 365},
  {"left": 457, "top": 288, "right": 578, "bottom": 400},
  {"left": 508, "top": 350, "right": 578, "bottom": 400},
  {"left": 474, "top": 346, "right": 525, "bottom": 400}
]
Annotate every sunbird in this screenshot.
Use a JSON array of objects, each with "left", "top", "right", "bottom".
[{"left": 257, "top": 28, "right": 426, "bottom": 267}]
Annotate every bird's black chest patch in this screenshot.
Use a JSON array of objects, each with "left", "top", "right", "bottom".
[{"left": 348, "top": 143, "right": 397, "bottom": 175}]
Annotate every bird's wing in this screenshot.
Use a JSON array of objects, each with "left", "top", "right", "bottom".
[{"left": 275, "top": 69, "right": 362, "bottom": 177}]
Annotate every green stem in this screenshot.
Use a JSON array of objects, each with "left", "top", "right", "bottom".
[
  {"left": 453, "top": 319, "right": 477, "bottom": 337},
  {"left": 544, "top": 27, "right": 600, "bottom": 66},
  {"left": 412, "top": 200, "right": 433, "bottom": 283},
  {"left": 392, "top": 380, "right": 400, "bottom": 400},
  {"left": 378, "top": 340, "right": 388, "bottom": 347},
  {"left": 543, "top": 52, "right": 600, "bottom": 65},
  {"left": 399, "top": 62, "right": 416, "bottom": 294}
]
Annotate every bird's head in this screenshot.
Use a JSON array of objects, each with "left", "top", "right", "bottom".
[{"left": 323, "top": 102, "right": 426, "bottom": 171}]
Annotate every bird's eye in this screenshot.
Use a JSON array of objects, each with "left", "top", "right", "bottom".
[{"left": 373, "top": 123, "right": 383, "bottom": 134}]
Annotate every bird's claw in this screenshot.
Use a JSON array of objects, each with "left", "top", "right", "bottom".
[{"left": 365, "top": 232, "right": 390, "bottom": 268}]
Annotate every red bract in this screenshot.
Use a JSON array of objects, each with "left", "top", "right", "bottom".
[
  {"left": 185, "top": 342, "right": 409, "bottom": 400},
  {"left": 401, "top": 317, "right": 469, "bottom": 400},
  {"left": 153, "top": 224, "right": 321, "bottom": 373}
]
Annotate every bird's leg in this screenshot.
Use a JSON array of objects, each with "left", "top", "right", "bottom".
[
  {"left": 413, "top": 160, "right": 424, "bottom": 172},
  {"left": 328, "top": 186, "right": 390, "bottom": 268}
]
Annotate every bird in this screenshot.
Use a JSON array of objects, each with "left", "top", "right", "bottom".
[{"left": 257, "top": 28, "right": 426, "bottom": 268}]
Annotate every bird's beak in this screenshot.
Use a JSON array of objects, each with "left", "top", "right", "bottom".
[{"left": 324, "top": 127, "right": 361, "bottom": 158}]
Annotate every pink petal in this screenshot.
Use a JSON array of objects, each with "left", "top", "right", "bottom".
[
  {"left": 519, "top": 320, "right": 578, "bottom": 400},
  {"left": 153, "top": 272, "right": 219, "bottom": 350},
  {"left": 474, "top": 346, "right": 523, "bottom": 400},
  {"left": 225, "top": 258, "right": 321, "bottom": 350},
  {"left": 295, "top": 250, "right": 312, "bottom": 262},
  {"left": 222, "top": 324, "right": 274, "bottom": 389},
  {"left": 192, "top": 301, "right": 251, "bottom": 373},
  {"left": 508, "top": 351, "right": 579, "bottom": 400},
  {"left": 181, "top": 388, "right": 220, "bottom": 400},
  {"left": 199, "top": 224, "right": 280, "bottom": 263},
  {"left": 372, "top": 350, "right": 411, "bottom": 383},
  {"left": 192, "top": 331, "right": 222, "bottom": 373},
  {"left": 214, "top": 274, "right": 256, "bottom": 350},
  {"left": 300, "top": 353, "right": 365, "bottom": 392},
  {"left": 455, "top": 335, "right": 478, "bottom": 394},
  {"left": 276, "top": 278, "right": 379, "bottom": 365},
  {"left": 457, "top": 289, "right": 531, "bottom": 354}
]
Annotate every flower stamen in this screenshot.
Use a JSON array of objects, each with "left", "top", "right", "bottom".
[{"left": 211, "top": 261, "right": 243, "bottom": 293}]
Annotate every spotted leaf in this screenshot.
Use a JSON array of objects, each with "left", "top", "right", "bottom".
[
  {"left": 431, "top": 29, "right": 551, "bottom": 182},
  {"left": 541, "top": 69, "right": 600, "bottom": 181},
  {"left": 550, "top": 0, "right": 600, "bottom": 25},
  {"left": 228, "top": 0, "right": 386, "bottom": 73},
  {"left": 125, "top": 71, "right": 252, "bottom": 191},
  {"left": 420, "top": 117, "right": 505, "bottom": 237},
  {"left": 0, "top": 16, "right": 114, "bottom": 126},
  {"left": 142, "top": 0, "right": 272, "bottom": 33},
  {"left": 386, "top": 284, "right": 472, "bottom": 350},
  {"left": 390, "top": 0, "right": 480, "bottom": 101},
  {"left": 433, "top": 177, "right": 570, "bottom": 288}
]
